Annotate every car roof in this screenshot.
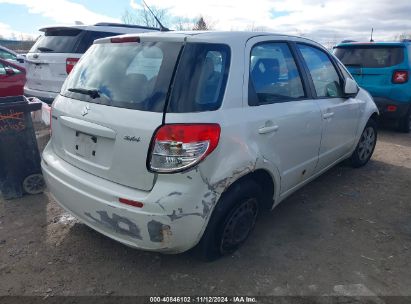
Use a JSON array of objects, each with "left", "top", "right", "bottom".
[{"left": 95, "top": 30, "right": 325, "bottom": 49}]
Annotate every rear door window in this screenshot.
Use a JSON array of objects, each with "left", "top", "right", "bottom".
[
  {"left": 29, "top": 28, "right": 83, "bottom": 53},
  {"left": 61, "top": 41, "right": 183, "bottom": 111},
  {"left": 167, "top": 43, "right": 230, "bottom": 112},
  {"left": 334, "top": 46, "right": 405, "bottom": 68},
  {"left": 298, "top": 44, "right": 343, "bottom": 98}
]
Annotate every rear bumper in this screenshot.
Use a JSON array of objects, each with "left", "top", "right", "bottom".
[
  {"left": 24, "top": 86, "right": 57, "bottom": 104},
  {"left": 41, "top": 143, "right": 213, "bottom": 253},
  {"left": 373, "top": 97, "right": 410, "bottom": 119}
]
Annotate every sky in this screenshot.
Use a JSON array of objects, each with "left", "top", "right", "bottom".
[{"left": 0, "top": 0, "right": 411, "bottom": 46}]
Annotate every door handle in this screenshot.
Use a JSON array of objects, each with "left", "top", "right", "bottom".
[
  {"left": 323, "top": 112, "right": 334, "bottom": 119},
  {"left": 258, "top": 125, "right": 279, "bottom": 134}
]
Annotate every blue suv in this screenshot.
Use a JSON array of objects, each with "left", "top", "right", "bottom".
[{"left": 334, "top": 40, "right": 411, "bottom": 132}]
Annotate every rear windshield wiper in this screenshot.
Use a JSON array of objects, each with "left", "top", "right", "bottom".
[
  {"left": 37, "top": 47, "right": 54, "bottom": 52},
  {"left": 68, "top": 88, "right": 100, "bottom": 99}
]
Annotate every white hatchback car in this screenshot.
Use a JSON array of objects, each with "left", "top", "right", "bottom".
[
  {"left": 42, "top": 31, "right": 378, "bottom": 260},
  {"left": 24, "top": 23, "right": 158, "bottom": 104}
]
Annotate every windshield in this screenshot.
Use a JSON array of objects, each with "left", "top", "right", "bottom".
[
  {"left": 334, "top": 45, "right": 404, "bottom": 68},
  {"left": 61, "top": 41, "right": 183, "bottom": 111}
]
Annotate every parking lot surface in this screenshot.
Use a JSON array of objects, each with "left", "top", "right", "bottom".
[{"left": 0, "top": 128, "right": 410, "bottom": 297}]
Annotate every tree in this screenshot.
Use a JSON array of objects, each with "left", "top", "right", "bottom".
[
  {"left": 394, "top": 32, "right": 411, "bottom": 41},
  {"left": 192, "top": 16, "right": 210, "bottom": 31},
  {"left": 121, "top": 6, "right": 168, "bottom": 28}
]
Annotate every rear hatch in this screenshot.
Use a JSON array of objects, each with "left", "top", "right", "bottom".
[
  {"left": 51, "top": 38, "right": 183, "bottom": 191},
  {"left": 26, "top": 27, "right": 84, "bottom": 93},
  {"left": 334, "top": 44, "right": 407, "bottom": 97}
]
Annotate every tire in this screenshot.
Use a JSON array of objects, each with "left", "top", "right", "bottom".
[
  {"left": 349, "top": 119, "right": 378, "bottom": 168},
  {"left": 22, "top": 173, "right": 46, "bottom": 195},
  {"left": 398, "top": 108, "right": 411, "bottom": 133},
  {"left": 198, "top": 180, "right": 262, "bottom": 261}
]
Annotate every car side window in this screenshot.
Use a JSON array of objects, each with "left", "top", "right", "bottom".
[
  {"left": 297, "top": 44, "right": 343, "bottom": 98},
  {"left": 0, "top": 63, "right": 6, "bottom": 75},
  {"left": 0, "top": 50, "right": 17, "bottom": 61},
  {"left": 249, "top": 42, "right": 305, "bottom": 105}
]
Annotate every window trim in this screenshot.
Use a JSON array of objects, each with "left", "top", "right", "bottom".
[
  {"left": 295, "top": 42, "right": 347, "bottom": 100},
  {"left": 248, "top": 40, "right": 311, "bottom": 107}
]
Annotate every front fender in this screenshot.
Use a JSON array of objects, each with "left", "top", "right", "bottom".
[{"left": 354, "top": 88, "right": 379, "bottom": 145}]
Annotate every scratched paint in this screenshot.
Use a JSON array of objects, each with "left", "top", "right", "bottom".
[
  {"left": 147, "top": 220, "right": 172, "bottom": 243},
  {"left": 85, "top": 211, "right": 142, "bottom": 240}
]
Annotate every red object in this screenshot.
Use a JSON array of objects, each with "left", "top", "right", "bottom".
[
  {"left": 392, "top": 70, "right": 408, "bottom": 84},
  {"left": 387, "top": 105, "right": 397, "bottom": 112},
  {"left": 66, "top": 58, "right": 80, "bottom": 74},
  {"left": 153, "top": 123, "right": 221, "bottom": 159},
  {"left": 0, "top": 58, "right": 26, "bottom": 97},
  {"left": 119, "top": 197, "right": 144, "bottom": 208},
  {"left": 110, "top": 36, "right": 140, "bottom": 43}
]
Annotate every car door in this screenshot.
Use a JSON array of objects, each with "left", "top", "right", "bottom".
[
  {"left": 296, "top": 43, "right": 361, "bottom": 172},
  {"left": 244, "top": 37, "right": 323, "bottom": 195}
]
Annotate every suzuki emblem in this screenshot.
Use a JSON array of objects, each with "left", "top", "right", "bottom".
[{"left": 81, "top": 104, "right": 90, "bottom": 116}]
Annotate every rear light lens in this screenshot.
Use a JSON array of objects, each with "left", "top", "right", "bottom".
[
  {"left": 392, "top": 70, "right": 408, "bottom": 84},
  {"left": 66, "top": 58, "right": 79, "bottom": 74},
  {"left": 387, "top": 105, "right": 397, "bottom": 112},
  {"left": 110, "top": 36, "right": 140, "bottom": 43},
  {"left": 149, "top": 124, "right": 221, "bottom": 173}
]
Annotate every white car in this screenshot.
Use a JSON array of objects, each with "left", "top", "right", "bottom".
[
  {"left": 0, "top": 45, "right": 26, "bottom": 69},
  {"left": 42, "top": 31, "right": 378, "bottom": 260},
  {"left": 24, "top": 23, "right": 159, "bottom": 104}
]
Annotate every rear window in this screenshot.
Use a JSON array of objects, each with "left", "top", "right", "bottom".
[
  {"left": 61, "top": 41, "right": 230, "bottom": 113},
  {"left": 334, "top": 45, "right": 404, "bottom": 68},
  {"left": 61, "top": 41, "right": 183, "bottom": 111},
  {"left": 76, "top": 31, "right": 124, "bottom": 54},
  {"left": 29, "top": 28, "right": 83, "bottom": 53}
]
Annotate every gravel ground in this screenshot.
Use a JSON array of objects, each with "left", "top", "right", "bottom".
[{"left": 0, "top": 127, "right": 410, "bottom": 300}]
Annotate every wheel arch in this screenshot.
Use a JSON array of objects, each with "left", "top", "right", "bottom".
[{"left": 217, "top": 168, "right": 276, "bottom": 212}]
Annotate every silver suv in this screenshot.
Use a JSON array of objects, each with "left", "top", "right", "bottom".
[
  {"left": 24, "top": 23, "right": 158, "bottom": 104},
  {"left": 42, "top": 31, "right": 378, "bottom": 260}
]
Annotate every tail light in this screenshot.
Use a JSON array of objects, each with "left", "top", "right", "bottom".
[
  {"left": 392, "top": 70, "right": 408, "bottom": 84},
  {"left": 387, "top": 105, "right": 397, "bottom": 112},
  {"left": 66, "top": 58, "right": 79, "bottom": 74},
  {"left": 110, "top": 36, "right": 140, "bottom": 43},
  {"left": 149, "top": 124, "right": 221, "bottom": 173}
]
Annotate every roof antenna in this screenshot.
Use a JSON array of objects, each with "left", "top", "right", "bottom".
[
  {"left": 370, "top": 28, "right": 374, "bottom": 42},
  {"left": 142, "top": 0, "right": 169, "bottom": 32}
]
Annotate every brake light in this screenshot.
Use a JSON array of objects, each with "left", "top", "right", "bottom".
[
  {"left": 149, "top": 124, "right": 221, "bottom": 173},
  {"left": 110, "top": 36, "right": 140, "bottom": 43},
  {"left": 392, "top": 70, "right": 408, "bottom": 84},
  {"left": 66, "top": 58, "right": 79, "bottom": 74},
  {"left": 387, "top": 105, "right": 397, "bottom": 112}
]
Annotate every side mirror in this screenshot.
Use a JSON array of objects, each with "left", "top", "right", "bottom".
[
  {"left": 5, "top": 67, "right": 15, "bottom": 76},
  {"left": 344, "top": 77, "right": 359, "bottom": 97}
]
